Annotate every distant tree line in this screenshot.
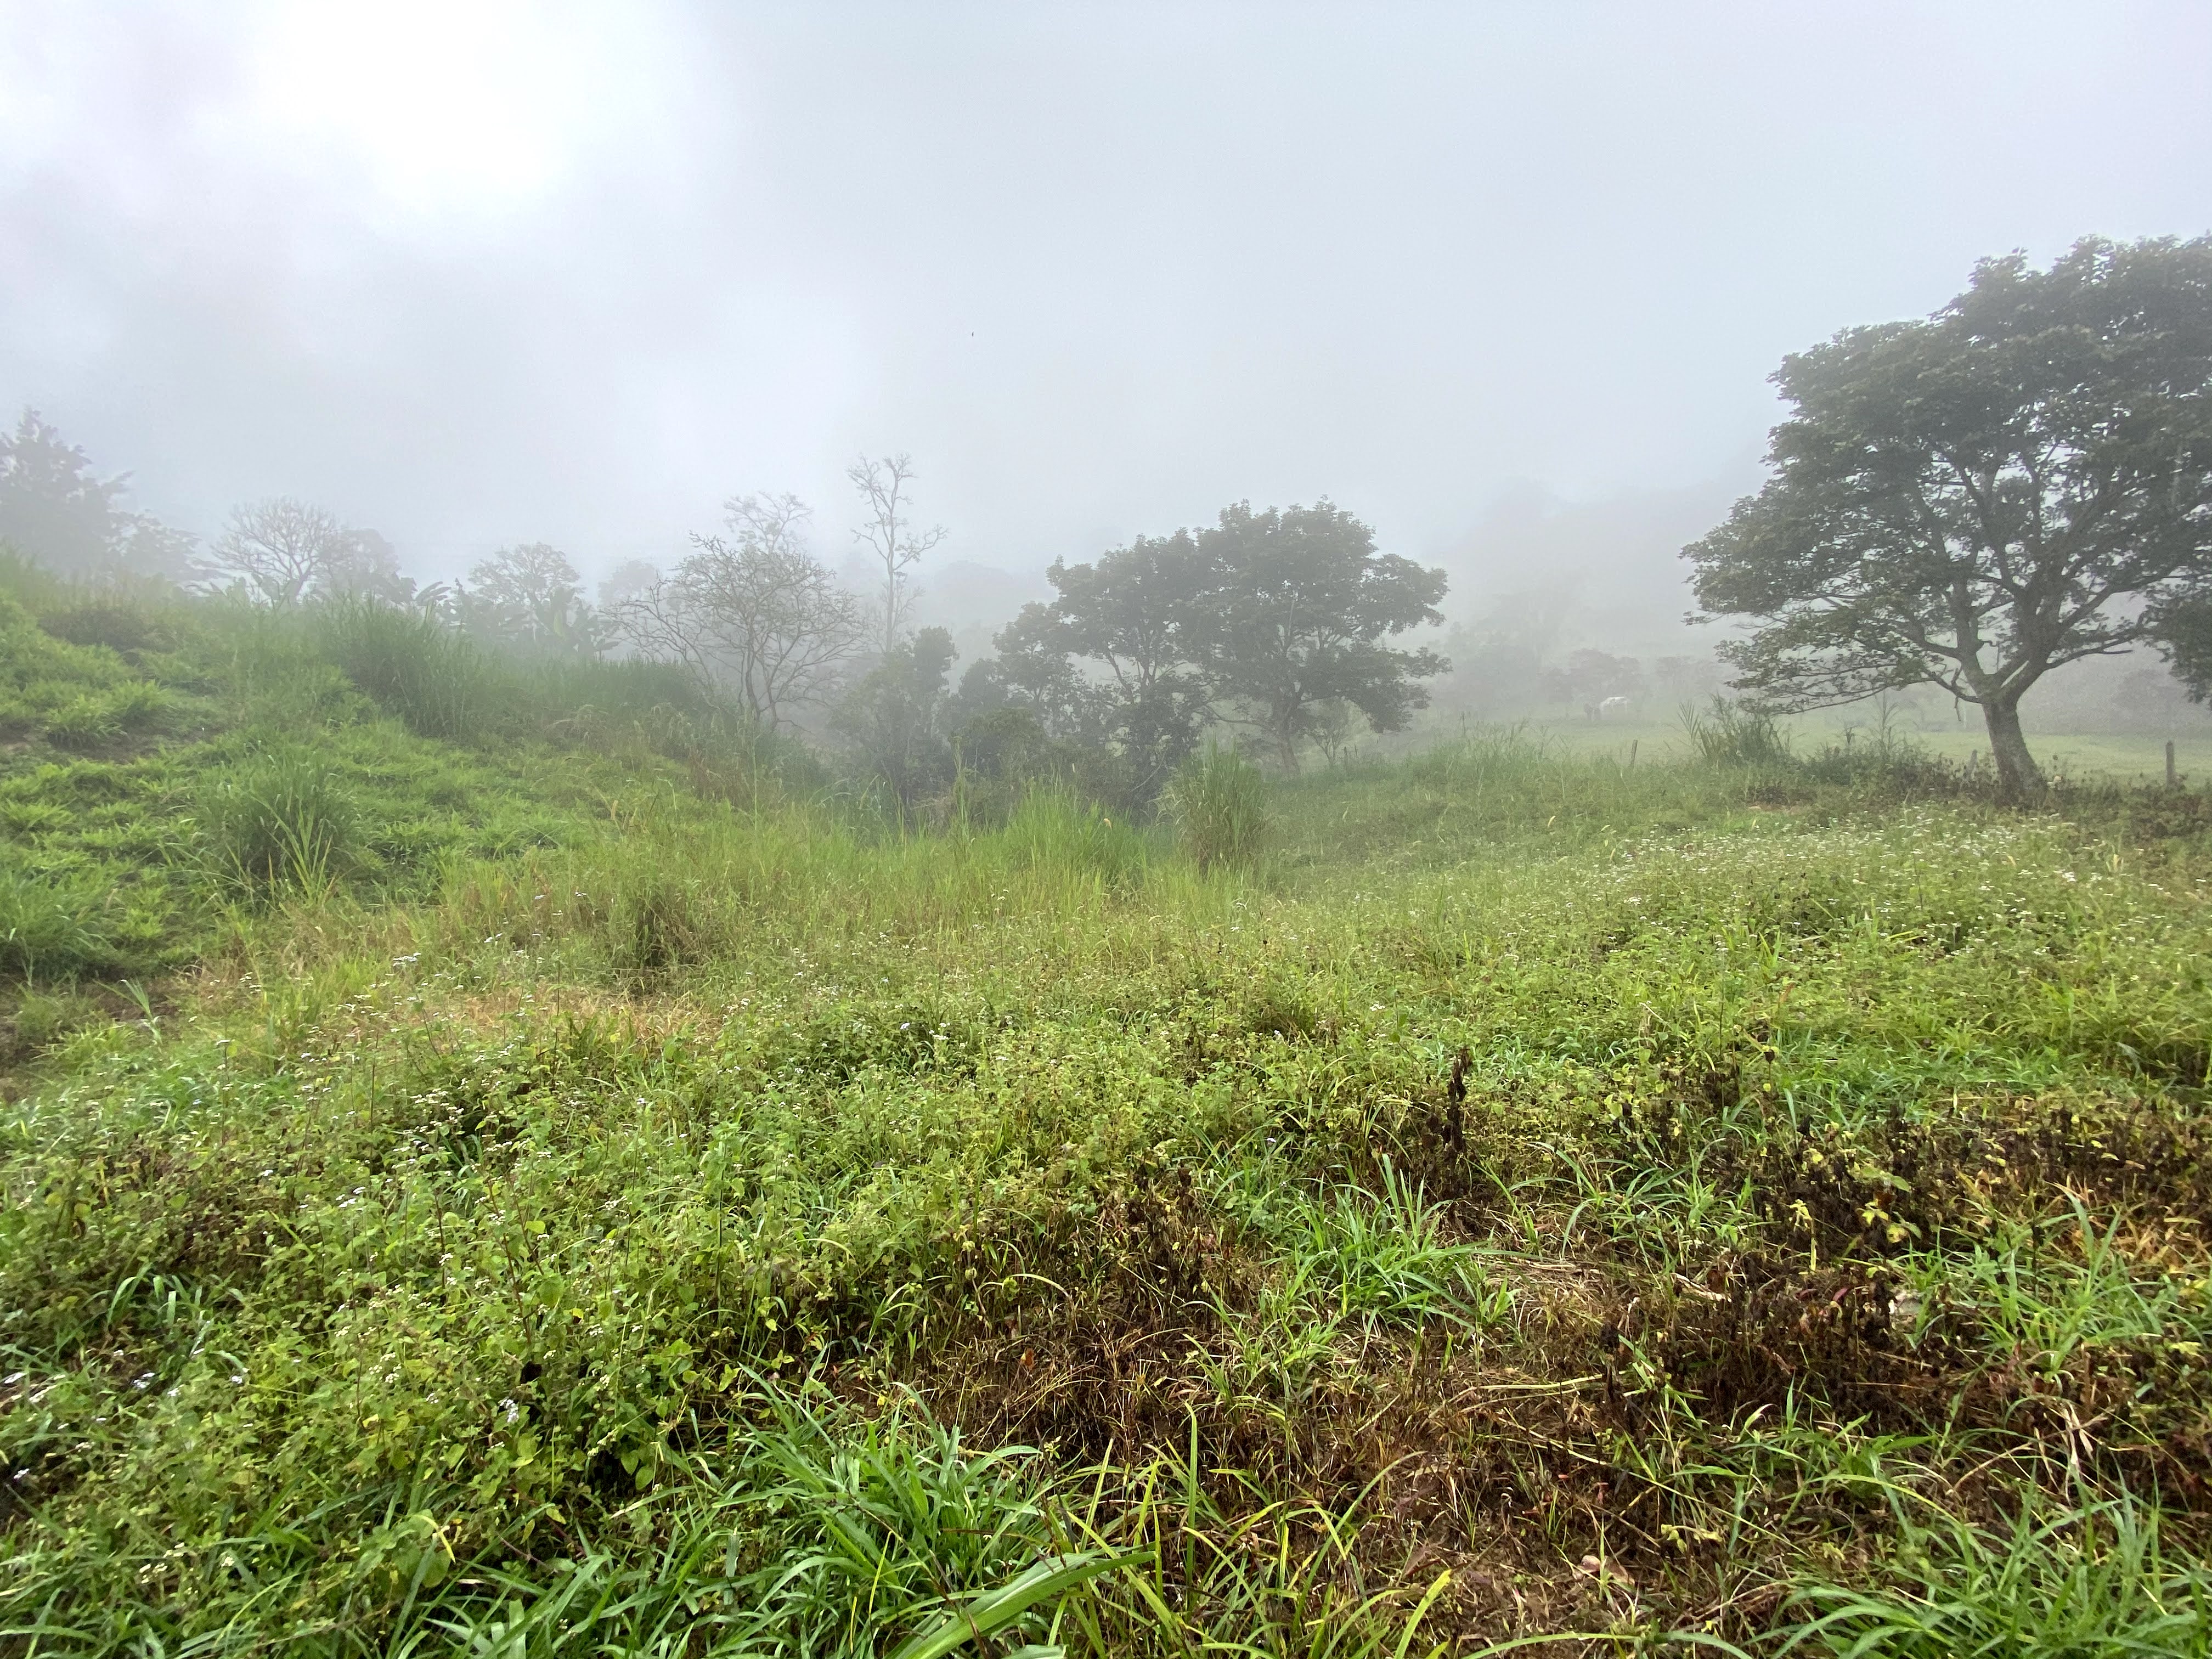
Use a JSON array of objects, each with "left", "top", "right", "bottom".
[
  {"left": 15, "top": 234, "right": 2212, "bottom": 805},
  {"left": 0, "top": 421, "right": 1453, "bottom": 807}
]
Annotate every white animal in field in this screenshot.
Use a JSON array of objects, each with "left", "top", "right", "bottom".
[{"left": 1598, "top": 696, "right": 1632, "bottom": 718}]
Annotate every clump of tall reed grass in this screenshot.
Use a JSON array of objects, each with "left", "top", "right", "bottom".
[
  {"left": 1002, "top": 786, "right": 1150, "bottom": 888},
  {"left": 1682, "top": 695, "right": 1793, "bottom": 767},
  {"left": 316, "top": 597, "right": 504, "bottom": 742},
  {"left": 1165, "top": 742, "right": 1271, "bottom": 871},
  {"left": 198, "top": 747, "right": 360, "bottom": 894}
]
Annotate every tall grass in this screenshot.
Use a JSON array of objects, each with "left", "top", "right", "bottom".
[
  {"left": 1002, "top": 785, "right": 1150, "bottom": 889},
  {"left": 317, "top": 597, "right": 503, "bottom": 742},
  {"left": 1682, "top": 695, "right": 1793, "bottom": 767},
  {"left": 12, "top": 571, "right": 2212, "bottom": 1656},
  {"left": 0, "top": 871, "right": 122, "bottom": 978},
  {"left": 1779, "top": 1491, "right": 2212, "bottom": 1658},
  {"left": 198, "top": 748, "right": 361, "bottom": 894},
  {"left": 1165, "top": 742, "right": 1272, "bottom": 871}
]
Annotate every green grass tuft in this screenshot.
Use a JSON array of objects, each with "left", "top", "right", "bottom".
[
  {"left": 197, "top": 747, "right": 362, "bottom": 894},
  {"left": 1165, "top": 741, "right": 1272, "bottom": 870}
]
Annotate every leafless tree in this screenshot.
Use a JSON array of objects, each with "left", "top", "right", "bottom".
[
  {"left": 208, "top": 498, "right": 352, "bottom": 605},
  {"left": 847, "top": 453, "right": 946, "bottom": 656},
  {"left": 611, "top": 493, "right": 862, "bottom": 726}
]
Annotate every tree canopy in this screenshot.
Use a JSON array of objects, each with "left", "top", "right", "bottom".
[
  {"left": 976, "top": 500, "right": 1446, "bottom": 780},
  {"left": 1688, "top": 235, "right": 2212, "bottom": 794},
  {"left": 0, "top": 409, "right": 195, "bottom": 581}
]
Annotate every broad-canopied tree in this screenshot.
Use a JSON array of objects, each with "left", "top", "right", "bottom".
[
  {"left": 833, "top": 625, "right": 959, "bottom": 808},
  {"left": 1193, "top": 501, "right": 1448, "bottom": 769},
  {"left": 320, "top": 527, "right": 415, "bottom": 605},
  {"left": 1689, "top": 236, "right": 2212, "bottom": 795},
  {"left": 1034, "top": 531, "right": 1216, "bottom": 788},
  {"left": 950, "top": 605, "right": 1105, "bottom": 743},
  {"left": 2156, "top": 597, "right": 2212, "bottom": 703},
  {"left": 0, "top": 410, "right": 127, "bottom": 574},
  {"left": 974, "top": 500, "right": 1447, "bottom": 776}
]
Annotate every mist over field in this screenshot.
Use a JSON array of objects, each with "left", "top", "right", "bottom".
[
  {"left": 10, "top": 8, "right": 2212, "bottom": 1656},
  {"left": 7, "top": 4, "right": 2209, "bottom": 696}
]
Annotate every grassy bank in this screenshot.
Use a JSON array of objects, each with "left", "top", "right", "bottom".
[{"left": 5, "top": 585, "right": 2212, "bottom": 1654}]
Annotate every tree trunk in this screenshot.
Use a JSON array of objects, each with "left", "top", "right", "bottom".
[{"left": 1981, "top": 696, "right": 2045, "bottom": 798}]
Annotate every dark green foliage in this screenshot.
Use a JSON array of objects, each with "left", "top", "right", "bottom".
[
  {"left": 1024, "top": 531, "right": 1217, "bottom": 791},
  {"left": 0, "top": 409, "right": 129, "bottom": 577},
  {"left": 459, "top": 541, "right": 607, "bottom": 658},
  {"left": 834, "top": 626, "right": 961, "bottom": 810},
  {"left": 995, "top": 500, "right": 1448, "bottom": 778},
  {"left": 2155, "top": 594, "right": 2212, "bottom": 704},
  {"left": 1194, "top": 499, "right": 1449, "bottom": 769}
]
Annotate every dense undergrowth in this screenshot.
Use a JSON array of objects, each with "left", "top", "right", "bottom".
[{"left": 5, "top": 569, "right": 2212, "bottom": 1654}]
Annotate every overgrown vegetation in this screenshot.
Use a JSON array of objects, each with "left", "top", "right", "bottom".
[{"left": 5, "top": 557, "right": 2212, "bottom": 1655}]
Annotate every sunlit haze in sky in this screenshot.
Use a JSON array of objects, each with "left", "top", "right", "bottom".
[{"left": 3, "top": 2, "right": 2208, "bottom": 625}]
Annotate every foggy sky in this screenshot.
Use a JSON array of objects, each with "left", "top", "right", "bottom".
[{"left": 4, "top": 2, "right": 2209, "bottom": 620}]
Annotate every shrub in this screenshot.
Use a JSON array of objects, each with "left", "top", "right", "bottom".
[
  {"left": 199, "top": 749, "right": 360, "bottom": 893},
  {"left": 1165, "top": 742, "right": 1271, "bottom": 871},
  {"left": 315, "top": 597, "right": 504, "bottom": 742}
]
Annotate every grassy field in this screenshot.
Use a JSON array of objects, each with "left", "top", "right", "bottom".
[
  {"left": 1462, "top": 714, "right": 2212, "bottom": 788},
  {"left": 7, "top": 579, "right": 2212, "bottom": 1654}
]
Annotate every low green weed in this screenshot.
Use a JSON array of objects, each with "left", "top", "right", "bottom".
[
  {"left": 1222, "top": 1156, "right": 1511, "bottom": 1336},
  {"left": 1778, "top": 1491, "right": 2212, "bottom": 1658},
  {"left": 1893, "top": 1198, "right": 2212, "bottom": 1448},
  {"left": 1066, "top": 1444, "right": 1454, "bottom": 1658}
]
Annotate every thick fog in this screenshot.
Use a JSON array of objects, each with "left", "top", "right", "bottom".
[{"left": 4, "top": 2, "right": 2209, "bottom": 650}]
